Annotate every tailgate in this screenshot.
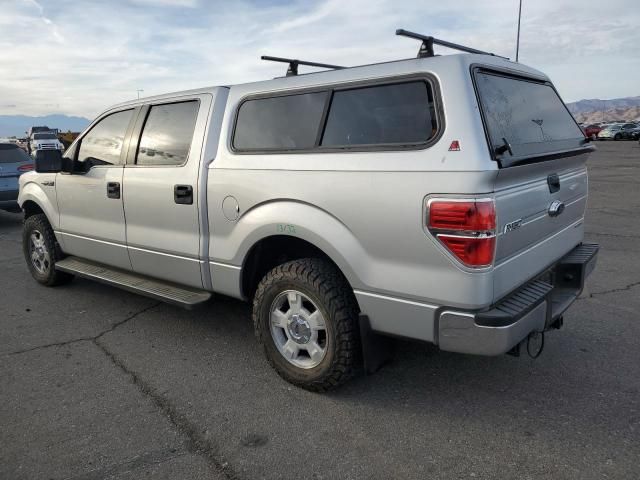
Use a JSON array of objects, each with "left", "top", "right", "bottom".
[{"left": 492, "top": 154, "right": 589, "bottom": 301}]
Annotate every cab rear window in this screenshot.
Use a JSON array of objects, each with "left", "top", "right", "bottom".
[{"left": 474, "top": 69, "right": 585, "bottom": 166}]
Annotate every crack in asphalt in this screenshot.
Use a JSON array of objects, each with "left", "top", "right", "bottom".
[
  {"left": 585, "top": 231, "right": 640, "bottom": 239},
  {"left": 3, "top": 299, "right": 240, "bottom": 478},
  {"left": 93, "top": 336, "right": 240, "bottom": 480},
  {"left": 587, "top": 281, "right": 640, "bottom": 298},
  {"left": 3, "top": 302, "right": 161, "bottom": 357}
]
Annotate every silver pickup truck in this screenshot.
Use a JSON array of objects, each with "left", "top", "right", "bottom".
[{"left": 19, "top": 31, "right": 598, "bottom": 391}]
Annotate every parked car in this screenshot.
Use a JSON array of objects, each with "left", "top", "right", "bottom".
[
  {"left": 582, "top": 124, "right": 601, "bottom": 140},
  {"left": 618, "top": 123, "right": 640, "bottom": 140},
  {"left": 620, "top": 123, "right": 640, "bottom": 140},
  {"left": 0, "top": 142, "right": 34, "bottom": 212},
  {"left": 18, "top": 31, "right": 598, "bottom": 391},
  {"left": 598, "top": 124, "right": 624, "bottom": 140}
]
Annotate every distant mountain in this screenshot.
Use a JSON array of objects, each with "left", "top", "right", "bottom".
[
  {"left": 567, "top": 96, "right": 640, "bottom": 115},
  {"left": 566, "top": 96, "right": 640, "bottom": 124},
  {"left": 572, "top": 106, "right": 640, "bottom": 125},
  {"left": 0, "top": 114, "right": 90, "bottom": 137}
]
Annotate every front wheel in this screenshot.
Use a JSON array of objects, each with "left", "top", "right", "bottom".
[
  {"left": 252, "top": 258, "right": 360, "bottom": 392},
  {"left": 614, "top": 133, "right": 622, "bottom": 140},
  {"left": 23, "top": 214, "right": 74, "bottom": 286}
]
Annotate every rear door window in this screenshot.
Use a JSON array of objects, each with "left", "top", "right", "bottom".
[
  {"left": 136, "top": 101, "right": 199, "bottom": 166},
  {"left": 321, "top": 81, "right": 436, "bottom": 147},
  {"left": 474, "top": 70, "right": 585, "bottom": 165}
]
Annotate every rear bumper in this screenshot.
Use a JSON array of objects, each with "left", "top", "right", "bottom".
[
  {"left": 0, "top": 189, "right": 20, "bottom": 210},
  {"left": 438, "top": 243, "right": 599, "bottom": 355},
  {"left": 0, "top": 189, "right": 19, "bottom": 201}
]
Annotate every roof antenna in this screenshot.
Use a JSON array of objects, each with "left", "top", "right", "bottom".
[{"left": 261, "top": 56, "right": 346, "bottom": 76}]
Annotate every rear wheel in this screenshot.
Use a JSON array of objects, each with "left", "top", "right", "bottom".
[
  {"left": 614, "top": 133, "right": 622, "bottom": 140},
  {"left": 23, "top": 214, "right": 73, "bottom": 286},
  {"left": 252, "top": 258, "right": 360, "bottom": 392}
]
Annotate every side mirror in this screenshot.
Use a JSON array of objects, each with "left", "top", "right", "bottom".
[{"left": 35, "top": 150, "right": 63, "bottom": 173}]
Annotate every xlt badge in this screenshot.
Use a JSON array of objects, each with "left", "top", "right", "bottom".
[{"left": 503, "top": 219, "right": 522, "bottom": 234}]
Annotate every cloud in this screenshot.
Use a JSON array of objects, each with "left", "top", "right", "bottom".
[
  {"left": 130, "top": 0, "right": 198, "bottom": 6},
  {"left": 268, "top": 0, "right": 341, "bottom": 33},
  {"left": 0, "top": 0, "right": 637, "bottom": 118}
]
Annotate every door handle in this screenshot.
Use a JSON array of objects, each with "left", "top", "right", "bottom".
[
  {"left": 107, "top": 182, "right": 120, "bottom": 199},
  {"left": 174, "top": 184, "right": 193, "bottom": 205},
  {"left": 547, "top": 174, "right": 560, "bottom": 193}
]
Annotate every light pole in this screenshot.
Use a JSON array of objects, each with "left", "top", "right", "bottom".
[
  {"left": 516, "top": 0, "right": 523, "bottom": 62},
  {"left": 136, "top": 89, "right": 144, "bottom": 99}
]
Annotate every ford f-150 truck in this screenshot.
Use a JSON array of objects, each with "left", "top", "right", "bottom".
[{"left": 18, "top": 31, "right": 598, "bottom": 391}]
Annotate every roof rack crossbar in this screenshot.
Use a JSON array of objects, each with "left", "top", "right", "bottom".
[
  {"left": 396, "top": 28, "right": 500, "bottom": 58},
  {"left": 261, "top": 55, "right": 346, "bottom": 76}
]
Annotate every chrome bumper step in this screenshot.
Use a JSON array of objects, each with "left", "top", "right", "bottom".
[{"left": 55, "top": 256, "right": 211, "bottom": 309}]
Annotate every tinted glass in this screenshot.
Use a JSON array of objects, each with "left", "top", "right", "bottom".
[
  {"left": 77, "top": 109, "right": 133, "bottom": 167},
  {"left": 233, "top": 92, "right": 327, "bottom": 150},
  {"left": 475, "top": 72, "right": 584, "bottom": 160},
  {"left": 0, "top": 144, "right": 32, "bottom": 163},
  {"left": 321, "top": 82, "right": 435, "bottom": 147},
  {"left": 137, "top": 101, "right": 199, "bottom": 166}
]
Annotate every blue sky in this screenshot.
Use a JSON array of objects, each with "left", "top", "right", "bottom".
[{"left": 0, "top": 0, "right": 638, "bottom": 118}]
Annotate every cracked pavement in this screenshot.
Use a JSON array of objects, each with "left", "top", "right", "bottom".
[{"left": 1, "top": 142, "right": 639, "bottom": 479}]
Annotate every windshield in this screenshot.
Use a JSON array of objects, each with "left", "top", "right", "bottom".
[
  {"left": 474, "top": 69, "right": 585, "bottom": 166},
  {"left": 33, "top": 133, "right": 57, "bottom": 140}
]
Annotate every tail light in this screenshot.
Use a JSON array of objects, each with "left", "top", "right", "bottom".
[
  {"left": 18, "top": 164, "right": 34, "bottom": 172},
  {"left": 427, "top": 198, "right": 496, "bottom": 268}
]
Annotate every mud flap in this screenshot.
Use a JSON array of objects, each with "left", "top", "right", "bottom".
[{"left": 359, "top": 315, "right": 394, "bottom": 374}]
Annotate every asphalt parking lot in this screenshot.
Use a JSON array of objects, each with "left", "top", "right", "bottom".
[{"left": 1, "top": 141, "right": 639, "bottom": 480}]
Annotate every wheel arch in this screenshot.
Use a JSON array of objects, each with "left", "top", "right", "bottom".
[
  {"left": 223, "top": 200, "right": 369, "bottom": 301},
  {"left": 240, "top": 235, "right": 357, "bottom": 301},
  {"left": 19, "top": 182, "right": 58, "bottom": 229},
  {"left": 22, "top": 200, "right": 45, "bottom": 219}
]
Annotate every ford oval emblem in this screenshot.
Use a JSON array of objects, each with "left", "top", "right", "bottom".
[{"left": 548, "top": 200, "right": 565, "bottom": 217}]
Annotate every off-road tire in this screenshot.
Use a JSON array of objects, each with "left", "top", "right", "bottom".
[
  {"left": 253, "top": 258, "right": 360, "bottom": 392},
  {"left": 23, "top": 214, "right": 74, "bottom": 286}
]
